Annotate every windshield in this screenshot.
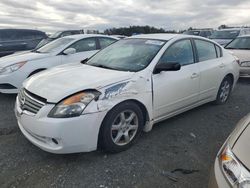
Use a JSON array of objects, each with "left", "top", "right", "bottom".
[
  {"left": 86, "top": 38, "right": 165, "bottom": 72},
  {"left": 226, "top": 37, "right": 250, "bottom": 50},
  {"left": 50, "top": 31, "right": 62, "bottom": 39},
  {"left": 36, "top": 38, "right": 74, "bottom": 53},
  {"left": 210, "top": 30, "right": 240, "bottom": 39},
  {"left": 183, "top": 31, "right": 200, "bottom": 36}
]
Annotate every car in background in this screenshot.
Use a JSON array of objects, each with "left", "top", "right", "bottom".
[
  {"left": 209, "top": 113, "right": 250, "bottom": 188},
  {"left": 0, "top": 29, "right": 47, "bottom": 57},
  {"left": 110, "top": 35, "right": 127, "bottom": 39},
  {"left": 36, "top": 30, "right": 84, "bottom": 48},
  {"left": 225, "top": 35, "right": 250, "bottom": 77},
  {"left": 0, "top": 34, "right": 118, "bottom": 93},
  {"left": 183, "top": 29, "right": 213, "bottom": 38},
  {"left": 210, "top": 28, "right": 250, "bottom": 46},
  {"left": 15, "top": 34, "right": 239, "bottom": 154}
]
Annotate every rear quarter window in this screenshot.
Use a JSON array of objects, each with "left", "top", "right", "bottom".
[{"left": 215, "top": 45, "right": 222, "bottom": 57}]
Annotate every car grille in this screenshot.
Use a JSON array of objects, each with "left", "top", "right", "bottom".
[{"left": 18, "top": 89, "right": 46, "bottom": 115}]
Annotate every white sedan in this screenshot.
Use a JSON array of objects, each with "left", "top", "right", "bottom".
[
  {"left": 0, "top": 34, "right": 118, "bottom": 93},
  {"left": 15, "top": 34, "right": 239, "bottom": 154}
]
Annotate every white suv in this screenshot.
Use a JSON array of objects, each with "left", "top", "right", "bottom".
[{"left": 15, "top": 34, "right": 239, "bottom": 154}]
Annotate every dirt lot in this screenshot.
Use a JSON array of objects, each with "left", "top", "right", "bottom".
[{"left": 0, "top": 78, "right": 249, "bottom": 188}]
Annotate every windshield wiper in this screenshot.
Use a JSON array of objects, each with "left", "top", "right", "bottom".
[
  {"left": 238, "top": 48, "right": 250, "bottom": 50},
  {"left": 80, "top": 58, "right": 89, "bottom": 64},
  {"left": 91, "top": 64, "right": 117, "bottom": 70},
  {"left": 226, "top": 47, "right": 250, "bottom": 50},
  {"left": 31, "top": 49, "right": 41, "bottom": 53}
]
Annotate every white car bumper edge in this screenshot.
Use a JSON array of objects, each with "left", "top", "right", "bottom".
[
  {"left": 0, "top": 88, "right": 19, "bottom": 94},
  {"left": 16, "top": 109, "right": 107, "bottom": 154},
  {"left": 0, "top": 73, "right": 24, "bottom": 93}
]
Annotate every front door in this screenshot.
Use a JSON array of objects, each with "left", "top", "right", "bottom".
[{"left": 153, "top": 39, "right": 200, "bottom": 120}]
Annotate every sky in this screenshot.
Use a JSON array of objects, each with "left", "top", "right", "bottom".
[{"left": 0, "top": 0, "right": 250, "bottom": 33}]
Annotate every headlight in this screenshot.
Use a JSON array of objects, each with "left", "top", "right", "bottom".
[
  {"left": 240, "top": 61, "right": 250, "bottom": 67},
  {"left": 48, "top": 91, "right": 101, "bottom": 118},
  {"left": 219, "top": 145, "right": 250, "bottom": 187},
  {"left": 0, "top": 61, "right": 27, "bottom": 75}
]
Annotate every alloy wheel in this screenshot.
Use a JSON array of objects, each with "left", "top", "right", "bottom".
[{"left": 111, "top": 110, "right": 139, "bottom": 146}]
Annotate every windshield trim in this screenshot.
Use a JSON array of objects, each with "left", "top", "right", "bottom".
[{"left": 85, "top": 38, "right": 167, "bottom": 72}]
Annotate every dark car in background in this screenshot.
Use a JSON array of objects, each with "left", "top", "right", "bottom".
[
  {"left": 36, "top": 30, "right": 84, "bottom": 48},
  {"left": 0, "top": 29, "right": 47, "bottom": 57},
  {"left": 183, "top": 29, "right": 213, "bottom": 38}
]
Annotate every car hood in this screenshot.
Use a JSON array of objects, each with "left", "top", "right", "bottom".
[
  {"left": 211, "top": 39, "right": 232, "bottom": 46},
  {"left": 232, "top": 123, "right": 250, "bottom": 169},
  {"left": 228, "top": 49, "right": 250, "bottom": 62},
  {"left": 0, "top": 52, "right": 51, "bottom": 68},
  {"left": 24, "top": 63, "right": 135, "bottom": 103},
  {"left": 231, "top": 114, "right": 250, "bottom": 169}
]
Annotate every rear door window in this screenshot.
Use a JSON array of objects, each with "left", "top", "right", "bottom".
[{"left": 195, "top": 39, "right": 217, "bottom": 62}]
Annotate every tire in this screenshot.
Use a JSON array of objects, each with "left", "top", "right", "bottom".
[
  {"left": 214, "top": 77, "right": 233, "bottom": 105},
  {"left": 99, "top": 101, "right": 144, "bottom": 153}
]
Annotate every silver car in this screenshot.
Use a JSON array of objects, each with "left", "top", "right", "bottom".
[
  {"left": 225, "top": 35, "right": 250, "bottom": 77},
  {"left": 209, "top": 113, "right": 250, "bottom": 188}
]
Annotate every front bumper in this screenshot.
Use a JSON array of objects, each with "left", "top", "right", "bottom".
[
  {"left": 15, "top": 99, "right": 107, "bottom": 154},
  {"left": 0, "top": 72, "right": 24, "bottom": 93},
  {"left": 208, "top": 158, "right": 230, "bottom": 188},
  {"left": 240, "top": 67, "right": 250, "bottom": 77}
]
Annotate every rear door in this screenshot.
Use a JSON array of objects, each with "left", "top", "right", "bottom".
[
  {"left": 152, "top": 39, "right": 200, "bottom": 119},
  {"left": 62, "top": 37, "right": 99, "bottom": 64},
  {"left": 194, "top": 39, "right": 225, "bottom": 100}
]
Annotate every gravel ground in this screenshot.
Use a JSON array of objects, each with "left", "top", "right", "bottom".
[{"left": 0, "top": 78, "right": 250, "bottom": 188}]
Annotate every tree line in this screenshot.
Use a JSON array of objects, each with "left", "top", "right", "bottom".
[{"left": 104, "top": 26, "right": 177, "bottom": 36}]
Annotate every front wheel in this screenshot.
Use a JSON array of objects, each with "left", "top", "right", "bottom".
[
  {"left": 99, "top": 101, "right": 144, "bottom": 153},
  {"left": 214, "top": 77, "right": 232, "bottom": 105}
]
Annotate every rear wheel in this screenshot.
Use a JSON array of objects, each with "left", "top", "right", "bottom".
[
  {"left": 214, "top": 77, "right": 232, "bottom": 105},
  {"left": 99, "top": 101, "right": 144, "bottom": 153}
]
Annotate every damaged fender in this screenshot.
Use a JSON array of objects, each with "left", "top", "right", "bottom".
[{"left": 83, "top": 73, "right": 154, "bottom": 132}]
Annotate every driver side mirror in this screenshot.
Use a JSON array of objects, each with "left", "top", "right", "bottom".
[
  {"left": 63, "top": 48, "right": 76, "bottom": 55},
  {"left": 154, "top": 62, "right": 181, "bottom": 74}
]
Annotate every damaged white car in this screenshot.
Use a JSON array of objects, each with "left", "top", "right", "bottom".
[{"left": 15, "top": 34, "right": 239, "bottom": 154}]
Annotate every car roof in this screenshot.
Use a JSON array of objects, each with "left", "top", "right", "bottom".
[
  {"left": 218, "top": 28, "right": 242, "bottom": 31},
  {"left": 238, "top": 35, "right": 250, "bottom": 38},
  {"left": 128, "top": 33, "right": 210, "bottom": 41},
  {"left": 0, "top": 28, "right": 45, "bottom": 33},
  {"left": 63, "top": 34, "right": 119, "bottom": 40},
  {"left": 128, "top": 33, "right": 182, "bottom": 41}
]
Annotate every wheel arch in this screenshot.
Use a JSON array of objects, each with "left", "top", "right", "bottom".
[
  {"left": 28, "top": 68, "right": 46, "bottom": 78},
  {"left": 225, "top": 73, "right": 234, "bottom": 85},
  {"left": 97, "top": 99, "right": 150, "bottom": 148}
]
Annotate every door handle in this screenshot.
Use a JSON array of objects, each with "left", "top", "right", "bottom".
[
  {"left": 219, "top": 63, "right": 225, "bottom": 68},
  {"left": 191, "top": 73, "right": 199, "bottom": 79}
]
